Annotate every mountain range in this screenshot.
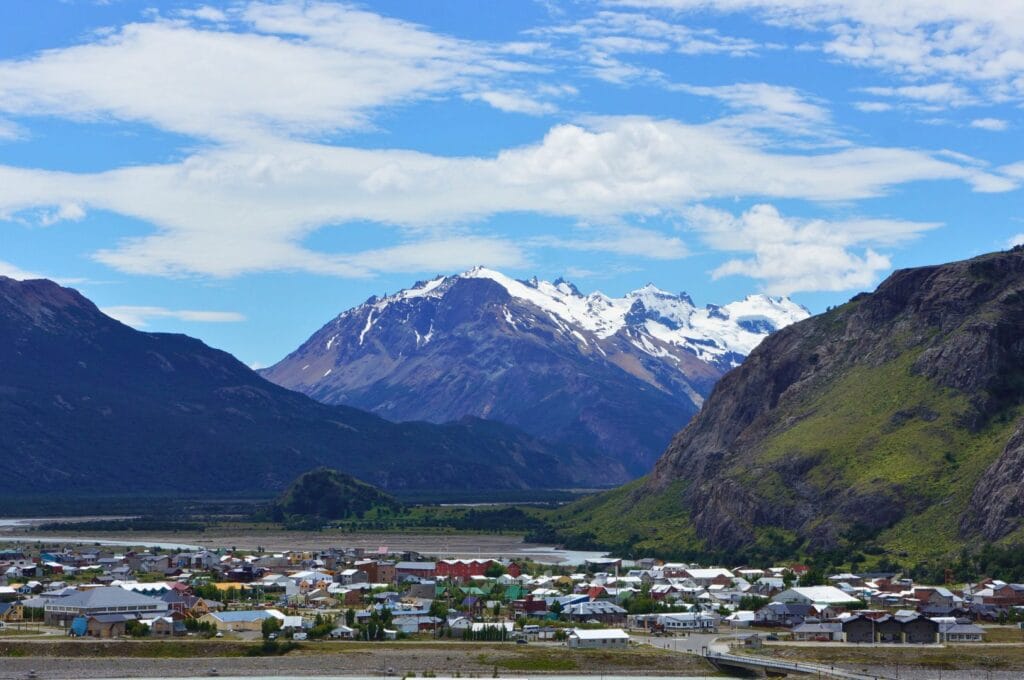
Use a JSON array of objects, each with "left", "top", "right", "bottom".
[
  {"left": 0, "top": 276, "right": 608, "bottom": 495},
  {"left": 261, "top": 267, "right": 807, "bottom": 476},
  {"left": 551, "top": 248, "right": 1024, "bottom": 563}
]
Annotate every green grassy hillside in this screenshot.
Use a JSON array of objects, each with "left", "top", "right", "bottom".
[{"left": 544, "top": 250, "right": 1024, "bottom": 568}]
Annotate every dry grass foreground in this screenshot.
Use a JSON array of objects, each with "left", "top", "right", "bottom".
[
  {"left": 0, "top": 639, "right": 710, "bottom": 674},
  {"left": 751, "top": 642, "right": 1024, "bottom": 672}
]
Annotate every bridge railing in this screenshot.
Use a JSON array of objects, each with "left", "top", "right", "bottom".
[{"left": 707, "top": 650, "right": 888, "bottom": 680}]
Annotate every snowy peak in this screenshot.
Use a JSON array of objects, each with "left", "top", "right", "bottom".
[
  {"left": 341, "top": 267, "right": 809, "bottom": 367},
  {"left": 264, "top": 268, "right": 809, "bottom": 477}
]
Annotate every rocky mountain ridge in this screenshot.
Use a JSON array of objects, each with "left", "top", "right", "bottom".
[
  {"left": 0, "top": 276, "right": 606, "bottom": 495},
  {"left": 552, "top": 249, "right": 1024, "bottom": 562}
]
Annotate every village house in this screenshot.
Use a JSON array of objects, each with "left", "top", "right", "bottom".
[
  {"left": 842, "top": 612, "right": 939, "bottom": 644},
  {"left": 395, "top": 561, "right": 435, "bottom": 582},
  {"left": 792, "top": 622, "right": 844, "bottom": 641},
  {"left": 357, "top": 560, "right": 398, "bottom": 584},
  {"left": 567, "top": 628, "right": 630, "bottom": 648},
  {"left": 755, "top": 601, "right": 816, "bottom": 627},
  {"left": 0, "top": 601, "right": 23, "bottom": 622},
  {"left": 70, "top": 613, "right": 136, "bottom": 638},
  {"left": 198, "top": 609, "right": 284, "bottom": 633},
  {"left": 436, "top": 559, "right": 497, "bottom": 581},
  {"left": 147, "top": 613, "right": 188, "bottom": 637},
  {"left": 565, "top": 600, "right": 628, "bottom": 625},
  {"left": 337, "top": 568, "right": 368, "bottom": 585},
  {"left": 772, "top": 586, "right": 863, "bottom": 610}
]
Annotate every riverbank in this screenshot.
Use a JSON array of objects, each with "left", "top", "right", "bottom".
[{"left": 0, "top": 526, "right": 609, "bottom": 565}]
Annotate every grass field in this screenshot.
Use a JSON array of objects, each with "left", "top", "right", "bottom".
[
  {"left": 750, "top": 643, "right": 1024, "bottom": 671},
  {"left": 981, "top": 627, "right": 1024, "bottom": 643},
  {"left": 0, "top": 638, "right": 710, "bottom": 674}
]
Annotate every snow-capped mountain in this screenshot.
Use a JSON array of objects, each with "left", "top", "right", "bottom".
[{"left": 261, "top": 267, "right": 808, "bottom": 478}]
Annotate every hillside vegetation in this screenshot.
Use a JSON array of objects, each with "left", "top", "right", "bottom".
[{"left": 547, "top": 249, "right": 1024, "bottom": 567}]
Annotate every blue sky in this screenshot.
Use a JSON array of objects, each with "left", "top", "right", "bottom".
[{"left": 0, "top": 0, "right": 1022, "bottom": 367}]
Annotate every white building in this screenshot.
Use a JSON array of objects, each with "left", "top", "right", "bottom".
[
  {"left": 567, "top": 628, "right": 630, "bottom": 649},
  {"left": 772, "top": 586, "right": 862, "bottom": 608}
]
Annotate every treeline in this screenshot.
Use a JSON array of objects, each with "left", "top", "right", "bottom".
[
  {"left": 325, "top": 506, "right": 555, "bottom": 535},
  {"left": 910, "top": 544, "right": 1024, "bottom": 584},
  {"left": 37, "top": 516, "right": 206, "bottom": 532}
]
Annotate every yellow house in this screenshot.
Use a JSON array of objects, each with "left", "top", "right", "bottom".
[
  {"left": 199, "top": 610, "right": 278, "bottom": 632},
  {"left": 0, "top": 602, "right": 23, "bottom": 622}
]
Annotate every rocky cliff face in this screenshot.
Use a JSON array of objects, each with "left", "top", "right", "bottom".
[
  {"left": 586, "top": 249, "right": 1024, "bottom": 558},
  {"left": 262, "top": 267, "right": 807, "bottom": 478},
  {"left": 0, "top": 276, "right": 602, "bottom": 495}
]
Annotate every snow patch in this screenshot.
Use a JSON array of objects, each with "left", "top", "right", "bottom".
[{"left": 358, "top": 310, "right": 376, "bottom": 346}]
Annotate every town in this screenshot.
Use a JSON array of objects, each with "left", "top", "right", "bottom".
[{"left": 1, "top": 542, "right": 1018, "bottom": 651}]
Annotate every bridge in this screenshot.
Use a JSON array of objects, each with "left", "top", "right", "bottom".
[{"left": 704, "top": 650, "right": 890, "bottom": 679}]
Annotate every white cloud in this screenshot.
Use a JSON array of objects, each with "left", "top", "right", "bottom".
[
  {"left": 684, "top": 203, "right": 941, "bottom": 294},
  {"left": 861, "top": 83, "right": 977, "bottom": 108},
  {"left": 339, "top": 236, "right": 529, "bottom": 277},
  {"left": 530, "top": 10, "right": 762, "bottom": 84},
  {"left": 613, "top": 1, "right": 1024, "bottom": 103},
  {"left": 0, "top": 117, "right": 1012, "bottom": 278},
  {"left": 0, "top": 259, "right": 85, "bottom": 284},
  {"left": 37, "top": 202, "right": 86, "bottom": 227},
  {"left": 1001, "top": 162, "right": 1024, "bottom": 180},
  {"left": 177, "top": 6, "right": 228, "bottom": 23},
  {"left": 0, "top": 260, "right": 49, "bottom": 281},
  {"left": 0, "top": 118, "right": 23, "bottom": 141},
  {"left": 970, "top": 117, "right": 1009, "bottom": 131},
  {"left": 853, "top": 101, "right": 893, "bottom": 113},
  {"left": 101, "top": 305, "right": 246, "bottom": 327},
  {"left": 0, "top": 2, "right": 519, "bottom": 141},
  {"left": 672, "top": 82, "right": 838, "bottom": 143},
  {"left": 464, "top": 90, "right": 559, "bottom": 115},
  {"left": 530, "top": 225, "right": 689, "bottom": 259},
  {"left": 1007, "top": 233, "right": 1024, "bottom": 248}
]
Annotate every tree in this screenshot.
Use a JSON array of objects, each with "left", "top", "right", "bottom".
[
  {"left": 799, "top": 567, "right": 825, "bottom": 587},
  {"left": 309, "top": 613, "right": 336, "bottom": 639},
  {"left": 549, "top": 600, "right": 563, "bottom": 618},
  {"left": 739, "top": 595, "right": 769, "bottom": 611},
  {"left": 345, "top": 608, "right": 356, "bottom": 627},
  {"left": 262, "top": 616, "right": 282, "bottom": 639},
  {"left": 125, "top": 620, "right": 150, "bottom": 637},
  {"left": 484, "top": 563, "right": 507, "bottom": 578}
]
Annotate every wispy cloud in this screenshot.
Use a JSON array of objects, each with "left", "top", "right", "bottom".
[
  {"left": 0, "top": 116, "right": 1011, "bottom": 278},
  {"left": 530, "top": 225, "right": 689, "bottom": 259},
  {"left": 970, "top": 118, "right": 1009, "bottom": 132},
  {"left": 0, "top": 259, "right": 85, "bottom": 285},
  {"left": 464, "top": 90, "right": 560, "bottom": 115},
  {"left": 0, "top": 1, "right": 524, "bottom": 142},
  {"left": 530, "top": 10, "right": 763, "bottom": 84},
  {"left": 611, "top": 1, "right": 1024, "bottom": 104},
  {"left": 101, "top": 305, "right": 246, "bottom": 327}
]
